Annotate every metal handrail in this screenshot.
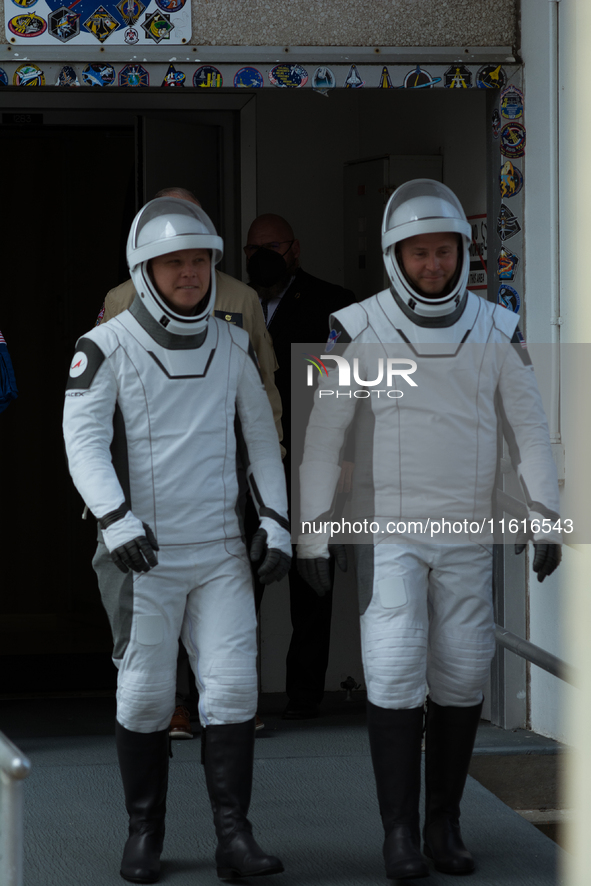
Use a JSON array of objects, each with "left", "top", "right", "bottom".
[
  {"left": 493, "top": 487, "right": 579, "bottom": 686},
  {"left": 0, "top": 731, "right": 32, "bottom": 886},
  {"left": 495, "top": 625, "right": 579, "bottom": 687}
]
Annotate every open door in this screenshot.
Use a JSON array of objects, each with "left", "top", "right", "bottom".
[
  {"left": 0, "top": 107, "right": 239, "bottom": 693},
  {"left": 141, "top": 112, "right": 240, "bottom": 277},
  {"left": 344, "top": 155, "right": 443, "bottom": 302}
]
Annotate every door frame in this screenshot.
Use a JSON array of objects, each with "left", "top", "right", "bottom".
[{"left": 0, "top": 91, "right": 256, "bottom": 278}]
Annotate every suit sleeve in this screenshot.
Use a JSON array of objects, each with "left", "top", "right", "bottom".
[
  {"left": 235, "top": 349, "right": 289, "bottom": 529},
  {"left": 299, "top": 321, "right": 357, "bottom": 525},
  {"left": 497, "top": 342, "right": 560, "bottom": 519},
  {"left": 63, "top": 336, "right": 127, "bottom": 520}
]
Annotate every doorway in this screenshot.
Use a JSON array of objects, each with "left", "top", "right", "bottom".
[
  {"left": 0, "top": 86, "right": 525, "bottom": 727},
  {"left": 0, "top": 104, "right": 240, "bottom": 692}
]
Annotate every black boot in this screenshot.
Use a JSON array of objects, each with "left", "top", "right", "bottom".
[
  {"left": 422, "top": 698, "right": 483, "bottom": 875},
  {"left": 202, "top": 718, "right": 284, "bottom": 879},
  {"left": 367, "top": 702, "right": 429, "bottom": 880},
  {"left": 115, "top": 721, "right": 169, "bottom": 884}
]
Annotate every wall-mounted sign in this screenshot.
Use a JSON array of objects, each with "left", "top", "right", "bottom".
[{"left": 5, "top": 0, "right": 191, "bottom": 44}]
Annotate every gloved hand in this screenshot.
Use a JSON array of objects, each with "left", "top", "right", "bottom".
[
  {"left": 514, "top": 542, "right": 562, "bottom": 582},
  {"left": 249, "top": 516, "right": 292, "bottom": 584},
  {"left": 296, "top": 543, "right": 348, "bottom": 597},
  {"left": 514, "top": 510, "right": 562, "bottom": 582},
  {"left": 100, "top": 508, "right": 159, "bottom": 574}
]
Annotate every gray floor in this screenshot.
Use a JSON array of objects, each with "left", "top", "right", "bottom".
[{"left": 2, "top": 695, "right": 565, "bottom": 885}]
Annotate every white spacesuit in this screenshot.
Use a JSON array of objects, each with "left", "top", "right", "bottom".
[
  {"left": 297, "top": 180, "right": 561, "bottom": 880},
  {"left": 63, "top": 198, "right": 290, "bottom": 884}
]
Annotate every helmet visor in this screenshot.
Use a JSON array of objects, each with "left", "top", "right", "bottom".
[
  {"left": 382, "top": 179, "right": 471, "bottom": 250},
  {"left": 128, "top": 197, "right": 223, "bottom": 270}
]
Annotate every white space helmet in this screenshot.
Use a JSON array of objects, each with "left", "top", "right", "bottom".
[
  {"left": 127, "top": 197, "right": 224, "bottom": 336},
  {"left": 382, "top": 179, "right": 471, "bottom": 317}
]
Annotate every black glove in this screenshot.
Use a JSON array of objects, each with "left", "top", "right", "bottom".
[
  {"left": 250, "top": 528, "right": 291, "bottom": 584},
  {"left": 532, "top": 543, "right": 562, "bottom": 582},
  {"left": 296, "top": 544, "right": 348, "bottom": 597},
  {"left": 515, "top": 542, "right": 562, "bottom": 582},
  {"left": 111, "top": 523, "right": 159, "bottom": 574}
]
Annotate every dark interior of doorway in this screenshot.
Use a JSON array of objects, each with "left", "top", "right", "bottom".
[{"left": 0, "top": 124, "right": 137, "bottom": 694}]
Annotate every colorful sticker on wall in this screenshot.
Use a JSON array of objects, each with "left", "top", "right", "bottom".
[
  {"left": 155, "top": 0, "right": 185, "bottom": 11},
  {"left": 378, "top": 66, "right": 393, "bottom": 88},
  {"left": 48, "top": 7, "right": 79, "bottom": 41},
  {"left": 141, "top": 10, "right": 172, "bottom": 41},
  {"left": 193, "top": 65, "right": 222, "bottom": 87},
  {"left": 0, "top": 67, "right": 7, "bottom": 85},
  {"left": 401, "top": 65, "right": 441, "bottom": 88},
  {"left": 497, "top": 246, "right": 520, "bottom": 280},
  {"left": 8, "top": 12, "right": 47, "bottom": 36},
  {"left": 118, "top": 63, "right": 148, "bottom": 86},
  {"left": 444, "top": 64, "right": 473, "bottom": 88},
  {"left": 497, "top": 203, "right": 521, "bottom": 241},
  {"left": 500, "top": 122, "right": 526, "bottom": 158},
  {"left": 312, "top": 66, "right": 335, "bottom": 92},
  {"left": 467, "top": 213, "right": 487, "bottom": 291},
  {"left": 476, "top": 64, "right": 506, "bottom": 90},
  {"left": 500, "top": 84, "right": 524, "bottom": 120},
  {"left": 83, "top": 5, "right": 120, "bottom": 42},
  {"left": 161, "top": 63, "right": 184, "bottom": 86},
  {"left": 497, "top": 284, "right": 520, "bottom": 313},
  {"left": 233, "top": 67, "right": 263, "bottom": 88},
  {"left": 82, "top": 62, "right": 115, "bottom": 85},
  {"left": 500, "top": 160, "right": 523, "bottom": 199},
  {"left": 12, "top": 0, "right": 39, "bottom": 7},
  {"left": 492, "top": 109, "right": 500, "bottom": 139},
  {"left": 123, "top": 25, "right": 137, "bottom": 42},
  {"left": 269, "top": 63, "right": 308, "bottom": 88},
  {"left": 116, "top": 0, "right": 144, "bottom": 25},
  {"left": 56, "top": 64, "right": 79, "bottom": 85},
  {"left": 345, "top": 64, "right": 364, "bottom": 88},
  {"left": 13, "top": 63, "right": 44, "bottom": 85}
]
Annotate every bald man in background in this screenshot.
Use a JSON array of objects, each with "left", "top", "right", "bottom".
[{"left": 245, "top": 213, "right": 355, "bottom": 719}]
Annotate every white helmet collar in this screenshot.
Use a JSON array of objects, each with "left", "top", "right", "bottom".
[
  {"left": 127, "top": 197, "right": 223, "bottom": 336},
  {"left": 381, "top": 179, "right": 471, "bottom": 318}
]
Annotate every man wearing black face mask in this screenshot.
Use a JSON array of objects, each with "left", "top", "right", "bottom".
[{"left": 245, "top": 213, "right": 355, "bottom": 720}]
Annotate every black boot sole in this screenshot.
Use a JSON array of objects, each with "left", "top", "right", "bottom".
[
  {"left": 120, "top": 870, "right": 160, "bottom": 884},
  {"left": 217, "top": 861, "right": 285, "bottom": 879},
  {"left": 423, "top": 842, "right": 475, "bottom": 875}
]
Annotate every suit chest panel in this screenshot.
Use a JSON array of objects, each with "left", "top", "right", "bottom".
[{"left": 110, "top": 326, "right": 239, "bottom": 452}]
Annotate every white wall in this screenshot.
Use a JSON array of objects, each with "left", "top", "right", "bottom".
[{"left": 521, "top": 0, "right": 574, "bottom": 743}]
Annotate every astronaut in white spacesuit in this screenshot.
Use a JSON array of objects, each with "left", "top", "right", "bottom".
[
  {"left": 63, "top": 198, "right": 290, "bottom": 884},
  {"left": 297, "top": 180, "right": 561, "bottom": 879}
]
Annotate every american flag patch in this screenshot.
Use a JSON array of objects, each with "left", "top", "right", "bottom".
[
  {"left": 95, "top": 303, "right": 105, "bottom": 327},
  {"left": 0, "top": 328, "right": 6, "bottom": 345},
  {"left": 515, "top": 329, "right": 528, "bottom": 349}
]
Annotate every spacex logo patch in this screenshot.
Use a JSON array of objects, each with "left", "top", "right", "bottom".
[{"left": 70, "top": 352, "right": 88, "bottom": 378}]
